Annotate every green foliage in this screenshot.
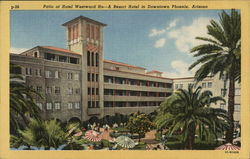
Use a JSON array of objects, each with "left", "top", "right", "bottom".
[
  {"left": 127, "top": 112, "right": 154, "bottom": 141},
  {"left": 188, "top": 9, "right": 241, "bottom": 143},
  {"left": 154, "top": 85, "right": 229, "bottom": 149},
  {"left": 10, "top": 64, "right": 43, "bottom": 134},
  {"left": 11, "top": 119, "right": 85, "bottom": 150}
]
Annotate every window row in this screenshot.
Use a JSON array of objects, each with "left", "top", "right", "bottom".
[
  {"left": 104, "top": 101, "right": 162, "bottom": 107},
  {"left": 36, "top": 102, "right": 80, "bottom": 110},
  {"left": 220, "top": 88, "right": 240, "bottom": 96},
  {"left": 88, "top": 101, "right": 100, "bottom": 108},
  {"left": 175, "top": 82, "right": 213, "bottom": 89},
  {"left": 220, "top": 103, "right": 240, "bottom": 112},
  {"left": 68, "top": 24, "right": 79, "bottom": 41},
  {"left": 87, "top": 51, "right": 99, "bottom": 67},
  {"left": 25, "top": 67, "right": 80, "bottom": 80},
  {"left": 86, "top": 24, "right": 100, "bottom": 41},
  {"left": 88, "top": 88, "right": 99, "bottom": 95},
  {"left": 104, "top": 76, "right": 172, "bottom": 88},
  {"left": 33, "top": 86, "right": 80, "bottom": 95},
  {"left": 44, "top": 53, "right": 79, "bottom": 64},
  {"left": 88, "top": 73, "right": 99, "bottom": 82},
  {"left": 104, "top": 89, "right": 171, "bottom": 97}
]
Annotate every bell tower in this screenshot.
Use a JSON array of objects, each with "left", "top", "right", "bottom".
[{"left": 62, "top": 16, "right": 106, "bottom": 121}]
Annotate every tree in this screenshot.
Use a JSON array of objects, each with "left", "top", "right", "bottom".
[
  {"left": 188, "top": 9, "right": 241, "bottom": 143},
  {"left": 127, "top": 112, "right": 154, "bottom": 142},
  {"left": 10, "top": 64, "right": 42, "bottom": 134},
  {"left": 154, "top": 86, "right": 229, "bottom": 149},
  {"left": 10, "top": 119, "right": 85, "bottom": 150}
]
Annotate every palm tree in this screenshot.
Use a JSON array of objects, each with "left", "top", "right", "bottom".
[
  {"left": 155, "top": 86, "right": 228, "bottom": 149},
  {"left": 188, "top": 9, "right": 241, "bottom": 143},
  {"left": 10, "top": 119, "right": 85, "bottom": 150},
  {"left": 10, "top": 64, "right": 42, "bottom": 134}
]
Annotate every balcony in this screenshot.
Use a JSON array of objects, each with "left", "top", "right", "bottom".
[
  {"left": 104, "top": 83, "right": 172, "bottom": 92},
  {"left": 104, "top": 95, "right": 166, "bottom": 102}
]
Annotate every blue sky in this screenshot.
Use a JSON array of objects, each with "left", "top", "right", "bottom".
[{"left": 10, "top": 10, "right": 223, "bottom": 78}]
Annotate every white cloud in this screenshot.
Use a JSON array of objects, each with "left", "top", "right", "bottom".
[
  {"left": 10, "top": 48, "right": 28, "bottom": 54},
  {"left": 148, "top": 19, "right": 179, "bottom": 37},
  {"left": 162, "top": 60, "right": 197, "bottom": 78},
  {"left": 167, "top": 17, "right": 211, "bottom": 53},
  {"left": 149, "top": 29, "right": 165, "bottom": 37},
  {"left": 154, "top": 38, "right": 166, "bottom": 48},
  {"left": 166, "top": 19, "right": 179, "bottom": 30}
]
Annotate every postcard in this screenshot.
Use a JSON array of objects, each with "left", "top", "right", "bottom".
[{"left": 0, "top": 0, "right": 249, "bottom": 159}]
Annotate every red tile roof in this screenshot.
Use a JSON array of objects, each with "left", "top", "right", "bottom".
[
  {"left": 104, "top": 68, "right": 172, "bottom": 80},
  {"left": 104, "top": 59, "right": 146, "bottom": 70},
  {"left": 39, "top": 46, "right": 80, "bottom": 55},
  {"left": 147, "top": 70, "right": 163, "bottom": 74}
]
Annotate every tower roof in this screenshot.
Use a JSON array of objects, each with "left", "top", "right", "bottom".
[{"left": 62, "top": 15, "right": 107, "bottom": 26}]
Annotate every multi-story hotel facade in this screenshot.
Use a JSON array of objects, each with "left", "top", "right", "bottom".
[{"left": 10, "top": 16, "right": 240, "bottom": 124}]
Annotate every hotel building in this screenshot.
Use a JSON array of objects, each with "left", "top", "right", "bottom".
[{"left": 10, "top": 16, "right": 240, "bottom": 123}]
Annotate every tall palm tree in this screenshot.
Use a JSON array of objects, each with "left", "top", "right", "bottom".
[
  {"left": 155, "top": 86, "right": 228, "bottom": 149},
  {"left": 188, "top": 9, "right": 241, "bottom": 143},
  {"left": 10, "top": 64, "right": 42, "bottom": 134}
]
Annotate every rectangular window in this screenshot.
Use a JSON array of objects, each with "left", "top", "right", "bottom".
[
  {"left": 55, "top": 103, "right": 61, "bottom": 110},
  {"left": 67, "top": 73, "right": 73, "bottom": 80},
  {"left": 36, "top": 86, "right": 42, "bottom": 92},
  {"left": 36, "top": 103, "right": 43, "bottom": 110},
  {"left": 68, "top": 88, "right": 73, "bottom": 95},
  {"left": 208, "top": 82, "right": 212, "bottom": 88},
  {"left": 220, "top": 103, "right": 225, "bottom": 110},
  {"left": 202, "top": 83, "right": 206, "bottom": 88},
  {"left": 55, "top": 71, "right": 60, "bottom": 78},
  {"left": 88, "top": 101, "right": 91, "bottom": 108},
  {"left": 91, "top": 25, "right": 95, "bottom": 39},
  {"left": 92, "top": 74, "right": 95, "bottom": 82},
  {"left": 91, "top": 53, "right": 94, "bottom": 66},
  {"left": 175, "top": 84, "right": 178, "bottom": 89},
  {"left": 96, "top": 54, "right": 99, "bottom": 67},
  {"left": 221, "top": 89, "right": 227, "bottom": 96},
  {"left": 96, "top": 74, "right": 99, "bottom": 82},
  {"left": 95, "top": 26, "right": 100, "bottom": 40},
  {"left": 75, "top": 102, "right": 80, "bottom": 109},
  {"left": 96, "top": 101, "right": 99, "bottom": 108},
  {"left": 87, "top": 51, "right": 91, "bottom": 66},
  {"left": 87, "top": 24, "right": 90, "bottom": 38},
  {"left": 88, "top": 73, "right": 91, "bottom": 81},
  {"left": 96, "top": 88, "right": 99, "bottom": 95},
  {"left": 68, "top": 103, "right": 73, "bottom": 109},
  {"left": 235, "top": 88, "right": 241, "bottom": 96},
  {"left": 75, "top": 88, "right": 80, "bottom": 94},
  {"left": 55, "top": 87, "right": 60, "bottom": 94},
  {"left": 25, "top": 68, "right": 32, "bottom": 75},
  {"left": 235, "top": 104, "right": 240, "bottom": 112},
  {"left": 46, "top": 103, "right": 52, "bottom": 110},
  {"left": 35, "top": 69, "right": 41, "bottom": 76},
  {"left": 45, "top": 70, "right": 52, "bottom": 78},
  {"left": 88, "top": 88, "right": 91, "bottom": 95},
  {"left": 92, "top": 88, "right": 95, "bottom": 95},
  {"left": 46, "top": 87, "right": 52, "bottom": 94},
  {"left": 74, "top": 73, "right": 79, "bottom": 80}
]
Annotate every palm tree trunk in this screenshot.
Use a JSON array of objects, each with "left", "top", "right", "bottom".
[
  {"left": 185, "top": 123, "right": 196, "bottom": 149},
  {"left": 226, "top": 76, "right": 235, "bottom": 143}
]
